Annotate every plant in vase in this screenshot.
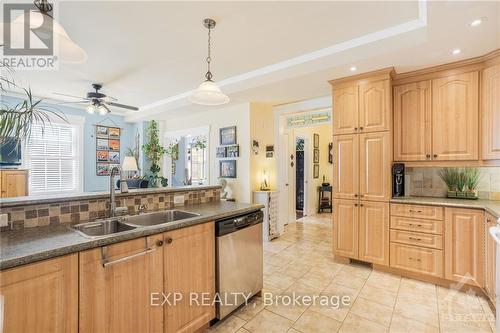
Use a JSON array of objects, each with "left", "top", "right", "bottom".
[
  {"left": 456, "top": 168, "right": 468, "bottom": 198},
  {"left": 464, "top": 168, "right": 480, "bottom": 199},
  {"left": 142, "top": 120, "right": 168, "bottom": 187},
  {"left": 439, "top": 168, "right": 459, "bottom": 197}
]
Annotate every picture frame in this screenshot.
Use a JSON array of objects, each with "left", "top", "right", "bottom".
[
  {"left": 328, "top": 142, "right": 333, "bottom": 164},
  {"left": 226, "top": 145, "right": 239, "bottom": 158},
  {"left": 313, "top": 149, "right": 319, "bottom": 163},
  {"left": 216, "top": 146, "right": 227, "bottom": 158},
  {"left": 97, "top": 138, "right": 109, "bottom": 151},
  {"left": 109, "top": 151, "right": 120, "bottom": 163},
  {"left": 97, "top": 163, "right": 110, "bottom": 176},
  {"left": 219, "top": 126, "right": 237, "bottom": 145},
  {"left": 219, "top": 160, "right": 237, "bottom": 178},
  {"left": 97, "top": 150, "right": 109, "bottom": 162},
  {"left": 266, "top": 145, "right": 274, "bottom": 158},
  {"left": 96, "top": 126, "right": 108, "bottom": 138},
  {"left": 95, "top": 125, "right": 121, "bottom": 176},
  {"left": 108, "top": 127, "right": 120, "bottom": 138},
  {"left": 313, "top": 133, "right": 319, "bottom": 148},
  {"left": 313, "top": 164, "right": 319, "bottom": 178},
  {"left": 108, "top": 139, "right": 120, "bottom": 151}
]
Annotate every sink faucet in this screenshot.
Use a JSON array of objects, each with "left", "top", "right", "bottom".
[{"left": 109, "top": 166, "right": 127, "bottom": 217}]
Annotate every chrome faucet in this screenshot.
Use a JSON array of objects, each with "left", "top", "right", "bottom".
[{"left": 109, "top": 167, "right": 127, "bottom": 217}]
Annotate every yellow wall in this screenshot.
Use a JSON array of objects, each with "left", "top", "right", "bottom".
[{"left": 249, "top": 102, "right": 276, "bottom": 192}]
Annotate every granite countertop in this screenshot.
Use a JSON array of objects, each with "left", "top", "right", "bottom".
[
  {"left": 390, "top": 197, "right": 500, "bottom": 219},
  {"left": 0, "top": 201, "right": 263, "bottom": 270},
  {"left": 0, "top": 185, "right": 221, "bottom": 208}
]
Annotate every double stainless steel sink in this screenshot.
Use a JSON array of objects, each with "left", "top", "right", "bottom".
[{"left": 70, "top": 210, "right": 200, "bottom": 239}]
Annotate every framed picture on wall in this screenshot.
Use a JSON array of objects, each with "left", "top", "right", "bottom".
[
  {"left": 313, "top": 133, "right": 319, "bottom": 148},
  {"left": 95, "top": 125, "right": 121, "bottom": 176},
  {"left": 220, "top": 160, "right": 237, "bottom": 178},
  {"left": 216, "top": 146, "right": 227, "bottom": 158},
  {"left": 219, "top": 126, "right": 237, "bottom": 145},
  {"left": 226, "top": 145, "right": 239, "bottom": 158},
  {"left": 97, "top": 151, "right": 109, "bottom": 162},
  {"left": 328, "top": 142, "right": 333, "bottom": 164},
  {"left": 313, "top": 164, "right": 319, "bottom": 178},
  {"left": 313, "top": 149, "right": 319, "bottom": 163}
]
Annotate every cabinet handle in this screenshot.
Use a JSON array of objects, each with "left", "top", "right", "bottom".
[
  {"left": 426, "top": 154, "right": 431, "bottom": 159},
  {"left": 101, "top": 238, "right": 156, "bottom": 267},
  {"left": 433, "top": 154, "right": 438, "bottom": 158},
  {"left": 354, "top": 127, "right": 358, "bottom": 131},
  {"left": 354, "top": 203, "right": 358, "bottom": 207},
  {"left": 156, "top": 240, "right": 164, "bottom": 247},
  {"left": 408, "top": 257, "right": 422, "bottom": 262},
  {"left": 354, "top": 194, "right": 358, "bottom": 198},
  {"left": 360, "top": 203, "right": 364, "bottom": 207},
  {"left": 408, "top": 209, "right": 422, "bottom": 213},
  {"left": 165, "top": 237, "right": 173, "bottom": 244},
  {"left": 359, "top": 127, "right": 364, "bottom": 131},
  {"left": 359, "top": 194, "right": 364, "bottom": 198},
  {"left": 408, "top": 237, "right": 422, "bottom": 241}
]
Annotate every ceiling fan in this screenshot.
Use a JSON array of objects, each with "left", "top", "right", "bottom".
[{"left": 53, "top": 83, "right": 139, "bottom": 115}]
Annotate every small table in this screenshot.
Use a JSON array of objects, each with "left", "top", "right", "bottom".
[{"left": 318, "top": 185, "right": 332, "bottom": 213}]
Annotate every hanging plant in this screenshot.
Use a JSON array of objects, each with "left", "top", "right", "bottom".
[
  {"left": 191, "top": 135, "right": 207, "bottom": 150},
  {"left": 142, "top": 120, "right": 168, "bottom": 187},
  {"left": 165, "top": 138, "right": 180, "bottom": 160}
]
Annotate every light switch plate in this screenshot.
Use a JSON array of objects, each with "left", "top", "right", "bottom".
[
  {"left": 0, "top": 214, "right": 8, "bottom": 227},
  {"left": 173, "top": 195, "right": 185, "bottom": 206}
]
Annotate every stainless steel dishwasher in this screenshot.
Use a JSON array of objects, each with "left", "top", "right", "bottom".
[{"left": 215, "top": 210, "right": 263, "bottom": 319}]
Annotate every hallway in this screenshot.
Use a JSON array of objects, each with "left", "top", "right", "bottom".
[{"left": 208, "top": 214, "right": 496, "bottom": 333}]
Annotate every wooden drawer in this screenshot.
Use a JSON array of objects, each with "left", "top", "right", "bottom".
[
  {"left": 391, "top": 203, "right": 443, "bottom": 220},
  {"left": 390, "top": 243, "right": 443, "bottom": 278},
  {"left": 390, "top": 216, "right": 443, "bottom": 234},
  {"left": 390, "top": 229, "right": 443, "bottom": 249}
]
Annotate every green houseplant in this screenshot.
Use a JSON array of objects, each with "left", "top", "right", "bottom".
[
  {"left": 439, "top": 168, "right": 480, "bottom": 200},
  {"left": 142, "top": 120, "right": 168, "bottom": 187}
]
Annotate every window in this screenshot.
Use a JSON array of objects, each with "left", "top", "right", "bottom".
[
  {"left": 26, "top": 117, "right": 83, "bottom": 194},
  {"left": 189, "top": 145, "right": 206, "bottom": 183}
]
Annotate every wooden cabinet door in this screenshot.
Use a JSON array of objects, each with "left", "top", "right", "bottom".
[
  {"left": 358, "top": 79, "right": 391, "bottom": 133},
  {"left": 333, "top": 199, "right": 359, "bottom": 259},
  {"left": 359, "top": 201, "right": 389, "bottom": 265},
  {"left": 164, "top": 222, "right": 215, "bottom": 333},
  {"left": 333, "top": 134, "right": 359, "bottom": 200},
  {"left": 484, "top": 213, "right": 497, "bottom": 302},
  {"left": 79, "top": 235, "right": 164, "bottom": 333},
  {"left": 0, "top": 254, "right": 78, "bottom": 333},
  {"left": 1, "top": 170, "right": 28, "bottom": 198},
  {"left": 393, "top": 81, "right": 432, "bottom": 161},
  {"left": 333, "top": 84, "right": 359, "bottom": 135},
  {"left": 431, "top": 72, "right": 479, "bottom": 161},
  {"left": 444, "top": 208, "right": 484, "bottom": 286},
  {"left": 481, "top": 64, "right": 500, "bottom": 160},
  {"left": 359, "top": 132, "right": 391, "bottom": 201}
]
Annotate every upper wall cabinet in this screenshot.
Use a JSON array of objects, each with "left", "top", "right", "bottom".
[
  {"left": 393, "top": 71, "right": 479, "bottom": 162},
  {"left": 482, "top": 64, "right": 500, "bottom": 160},
  {"left": 431, "top": 72, "right": 479, "bottom": 161},
  {"left": 393, "top": 81, "right": 432, "bottom": 161},
  {"left": 331, "top": 70, "right": 392, "bottom": 135}
]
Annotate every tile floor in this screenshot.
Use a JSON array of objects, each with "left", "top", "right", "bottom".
[{"left": 207, "top": 214, "right": 496, "bottom": 333}]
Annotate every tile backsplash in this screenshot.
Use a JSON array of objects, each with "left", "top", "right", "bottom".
[{"left": 406, "top": 167, "right": 500, "bottom": 200}]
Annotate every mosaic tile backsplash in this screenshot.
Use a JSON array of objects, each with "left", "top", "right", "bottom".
[
  {"left": 1, "top": 188, "right": 220, "bottom": 230},
  {"left": 406, "top": 167, "right": 500, "bottom": 200}
]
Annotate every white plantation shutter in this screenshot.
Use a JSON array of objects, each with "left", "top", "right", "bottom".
[{"left": 27, "top": 120, "right": 82, "bottom": 194}]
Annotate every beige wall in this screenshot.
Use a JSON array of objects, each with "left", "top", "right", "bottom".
[
  {"left": 249, "top": 102, "right": 276, "bottom": 191},
  {"left": 161, "top": 103, "right": 252, "bottom": 203}
]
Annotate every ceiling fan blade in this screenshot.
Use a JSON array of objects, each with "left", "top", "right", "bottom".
[
  {"left": 52, "top": 92, "right": 91, "bottom": 100},
  {"left": 55, "top": 100, "right": 89, "bottom": 105},
  {"left": 106, "top": 101, "right": 139, "bottom": 111},
  {"left": 102, "top": 104, "right": 112, "bottom": 114}
]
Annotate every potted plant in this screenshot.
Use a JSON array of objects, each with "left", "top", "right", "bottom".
[
  {"left": 464, "top": 168, "right": 480, "bottom": 199},
  {"left": 142, "top": 120, "right": 168, "bottom": 187},
  {"left": 456, "top": 168, "right": 467, "bottom": 198},
  {"left": 439, "top": 168, "right": 459, "bottom": 198},
  {"left": 165, "top": 138, "right": 180, "bottom": 161}
]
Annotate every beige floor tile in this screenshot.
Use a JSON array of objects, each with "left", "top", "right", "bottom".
[
  {"left": 365, "top": 270, "right": 401, "bottom": 293},
  {"left": 323, "top": 281, "right": 360, "bottom": 303},
  {"left": 440, "top": 316, "right": 493, "bottom": 333},
  {"left": 296, "top": 269, "right": 333, "bottom": 290},
  {"left": 332, "top": 270, "right": 368, "bottom": 290},
  {"left": 341, "top": 263, "right": 372, "bottom": 279},
  {"left": 286, "top": 329, "right": 302, "bottom": 333},
  {"left": 292, "top": 309, "right": 342, "bottom": 333},
  {"left": 208, "top": 315, "right": 246, "bottom": 333},
  {"left": 236, "top": 329, "right": 251, "bottom": 333},
  {"left": 394, "top": 296, "right": 439, "bottom": 328},
  {"left": 358, "top": 283, "right": 398, "bottom": 307},
  {"left": 339, "top": 313, "right": 389, "bottom": 333},
  {"left": 265, "top": 300, "right": 309, "bottom": 322},
  {"left": 389, "top": 315, "right": 439, "bottom": 333},
  {"left": 244, "top": 309, "right": 293, "bottom": 333},
  {"left": 399, "top": 277, "right": 436, "bottom": 297},
  {"left": 277, "top": 263, "right": 312, "bottom": 279},
  {"left": 350, "top": 296, "right": 394, "bottom": 328},
  {"left": 234, "top": 297, "right": 265, "bottom": 321},
  {"left": 265, "top": 272, "right": 297, "bottom": 290}
]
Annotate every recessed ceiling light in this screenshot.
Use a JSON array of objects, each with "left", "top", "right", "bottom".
[
  {"left": 350, "top": 66, "right": 357, "bottom": 72},
  {"left": 452, "top": 49, "right": 461, "bottom": 55},
  {"left": 470, "top": 18, "right": 483, "bottom": 27}
]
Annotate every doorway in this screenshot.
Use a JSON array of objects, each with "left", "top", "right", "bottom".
[{"left": 295, "top": 137, "right": 305, "bottom": 219}]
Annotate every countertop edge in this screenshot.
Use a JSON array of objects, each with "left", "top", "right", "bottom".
[{"left": 0, "top": 203, "right": 263, "bottom": 271}]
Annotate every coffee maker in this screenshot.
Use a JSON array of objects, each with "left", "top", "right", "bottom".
[{"left": 392, "top": 163, "right": 405, "bottom": 197}]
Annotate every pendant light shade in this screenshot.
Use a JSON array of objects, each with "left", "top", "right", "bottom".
[
  {"left": 191, "top": 80, "right": 230, "bottom": 106},
  {"left": 191, "top": 18, "right": 229, "bottom": 106},
  {"left": 11, "top": 6, "right": 87, "bottom": 63}
]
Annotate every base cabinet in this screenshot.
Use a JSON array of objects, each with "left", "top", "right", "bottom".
[
  {"left": 164, "top": 222, "right": 215, "bottom": 333},
  {"left": 0, "top": 254, "right": 78, "bottom": 333},
  {"left": 79, "top": 234, "right": 164, "bottom": 333},
  {"left": 0, "top": 169, "right": 28, "bottom": 198},
  {"left": 444, "top": 208, "right": 484, "bottom": 287}
]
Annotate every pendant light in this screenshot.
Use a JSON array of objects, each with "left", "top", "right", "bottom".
[
  {"left": 10, "top": 0, "right": 87, "bottom": 63},
  {"left": 191, "top": 18, "right": 229, "bottom": 106}
]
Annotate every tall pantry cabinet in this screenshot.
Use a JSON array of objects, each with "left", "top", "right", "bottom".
[{"left": 330, "top": 68, "right": 393, "bottom": 266}]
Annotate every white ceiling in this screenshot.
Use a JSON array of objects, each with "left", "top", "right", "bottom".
[{"left": 2, "top": 1, "right": 499, "bottom": 121}]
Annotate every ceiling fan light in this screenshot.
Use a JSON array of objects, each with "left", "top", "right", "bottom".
[
  {"left": 191, "top": 80, "right": 230, "bottom": 106},
  {"left": 86, "top": 104, "right": 96, "bottom": 114},
  {"left": 97, "top": 105, "right": 108, "bottom": 116}
]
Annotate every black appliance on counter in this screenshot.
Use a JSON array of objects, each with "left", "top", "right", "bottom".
[{"left": 392, "top": 163, "right": 405, "bottom": 197}]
